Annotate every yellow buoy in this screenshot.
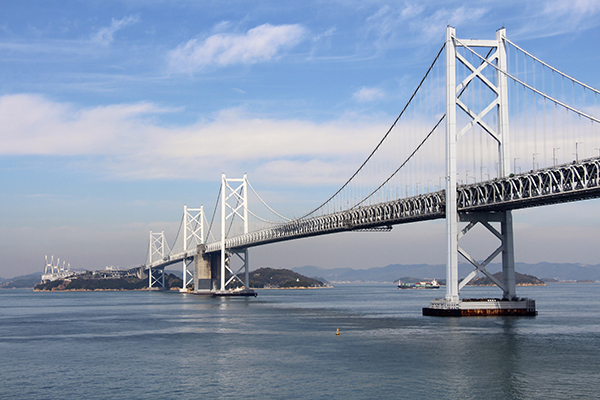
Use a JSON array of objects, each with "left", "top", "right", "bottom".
[{"left": 336, "top": 328, "right": 340, "bottom": 335}]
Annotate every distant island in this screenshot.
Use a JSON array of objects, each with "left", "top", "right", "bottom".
[
  {"left": 4, "top": 261, "right": 600, "bottom": 290},
  {"left": 293, "top": 262, "right": 600, "bottom": 283},
  {"left": 250, "top": 268, "right": 328, "bottom": 289},
  {"left": 393, "top": 271, "right": 546, "bottom": 287},
  {"left": 31, "top": 268, "right": 326, "bottom": 291},
  {"left": 33, "top": 271, "right": 182, "bottom": 291},
  {"left": 468, "top": 272, "right": 545, "bottom": 286}
]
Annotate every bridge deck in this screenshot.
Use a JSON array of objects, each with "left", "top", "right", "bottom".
[{"left": 147, "top": 157, "right": 600, "bottom": 269}]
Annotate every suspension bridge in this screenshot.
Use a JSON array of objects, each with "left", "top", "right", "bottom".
[{"left": 142, "top": 27, "right": 600, "bottom": 315}]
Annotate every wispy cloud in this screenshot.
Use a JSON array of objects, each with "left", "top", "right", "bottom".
[
  {"left": 0, "top": 94, "right": 385, "bottom": 184},
  {"left": 91, "top": 15, "right": 140, "bottom": 46},
  {"left": 353, "top": 87, "right": 385, "bottom": 102},
  {"left": 167, "top": 23, "right": 307, "bottom": 72},
  {"left": 539, "top": 0, "right": 600, "bottom": 34},
  {"left": 419, "top": 6, "right": 487, "bottom": 41},
  {"left": 0, "top": 94, "right": 167, "bottom": 155},
  {"left": 312, "top": 27, "right": 336, "bottom": 43},
  {"left": 364, "top": 3, "right": 488, "bottom": 51},
  {"left": 544, "top": 0, "right": 600, "bottom": 16}
]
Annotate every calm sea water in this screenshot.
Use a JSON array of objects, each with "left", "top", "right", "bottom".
[{"left": 1, "top": 284, "right": 599, "bottom": 399}]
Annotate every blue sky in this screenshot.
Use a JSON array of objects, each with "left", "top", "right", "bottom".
[{"left": 2, "top": 0, "right": 600, "bottom": 278}]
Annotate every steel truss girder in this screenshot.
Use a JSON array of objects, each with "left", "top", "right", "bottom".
[
  {"left": 457, "top": 157, "right": 600, "bottom": 211},
  {"left": 205, "top": 192, "right": 445, "bottom": 252},
  {"left": 146, "top": 157, "right": 600, "bottom": 271},
  {"left": 199, "top": 157, "right": 600, "bottom": 255}
]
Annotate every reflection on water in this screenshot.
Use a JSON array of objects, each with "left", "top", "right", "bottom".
[{"left": 0, "top": 283, "right": 599, "bottom": 399}]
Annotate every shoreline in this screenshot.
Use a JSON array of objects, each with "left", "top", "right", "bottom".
[
  {"left": 33, "top": 288, "right": 151, "bottom": 292},
  {"left": 253, "top": 285, "right": 333, "bottom": 290}
]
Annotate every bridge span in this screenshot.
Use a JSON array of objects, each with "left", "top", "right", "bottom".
[
  {"left": 142, "top": 27, "right": 600, "bottom": 315},
  {"left": 147, "top": 157, "right": 600, "bottom": 300}
]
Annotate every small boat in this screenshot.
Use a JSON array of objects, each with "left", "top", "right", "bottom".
[{"left": 397, "top": 279, "right": 440, "bottom": 289}]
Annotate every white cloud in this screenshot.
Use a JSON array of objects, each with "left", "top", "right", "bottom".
[
  {"left": 0, "top": 94, "right": 386, "bottom": 184},
  {"left": 0, "top": 94, "right": 164, "bottom": 155},
  {"left": 91, "top": 15, "right": 140, "bottom": 45},
  {"left": 167, "top": 23, "right": 307, "bottom": 72},
  {"left": 255, "top": 159, "right": 360, "bottom": 186},
  {"left": 353, "top": 87, "right": 385, "bottom": 102}
]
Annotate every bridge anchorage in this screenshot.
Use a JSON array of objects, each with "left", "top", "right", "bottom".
[{"left": 142, "top": 26, "right": 600, "bottom": 314}]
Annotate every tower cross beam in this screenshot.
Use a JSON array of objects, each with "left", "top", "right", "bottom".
[
  {"left": 456, "top": 98, "right": 500, "bottom": 140},
  {"left": 455, "top": 50, "right": 499, "bottom": 94}
]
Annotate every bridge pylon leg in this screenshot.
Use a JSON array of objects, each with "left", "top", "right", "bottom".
[
  {"left": 444, "top": 25, "right": 459, "bottom": 305},
  {"left": 501, "top": 210, "right": 516, "bottom": 300},
  {"left": 180, "top": 258, "right": 194, "bottom": 293}
]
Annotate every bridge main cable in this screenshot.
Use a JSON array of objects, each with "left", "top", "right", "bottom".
[{"left": 295, "top": 42, "right": 447, "bottom": 221}]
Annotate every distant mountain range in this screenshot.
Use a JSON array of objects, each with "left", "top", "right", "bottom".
[
  {"left": 0, "top": 272, "right": 43, "bottom": 289},
  {"left": 3, "top": 261, "right": 600, "bottom": 289},
  {"left": 293, "top": 262, "right": 600, "bottom": 283}
]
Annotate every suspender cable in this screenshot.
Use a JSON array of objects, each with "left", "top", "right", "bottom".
[
  {"left": 456, "top": 37, "right": 600, "bottom": 124},
  {"left": 505, "top": 38, "right": 600, "bottom": 95},
  {"left": 296, "top": 43, "right": 446, "bottom": 220}
]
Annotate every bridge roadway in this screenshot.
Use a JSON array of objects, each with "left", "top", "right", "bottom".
[{"left": 147, "top": 157, "right": 600, "bottom": 269}]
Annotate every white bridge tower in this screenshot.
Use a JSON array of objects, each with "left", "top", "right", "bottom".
[
  {"left": 426, "top": 27, "right": 529, "bottom": 315},
  {"left": 180, "top": 205, "right": 204, "bottom": 293},
  {"left": 148, "top": 231, "right": 166, "bottom": 290},
  {"left": 219, "top": 173, "right": 251, "bottom": 293}
]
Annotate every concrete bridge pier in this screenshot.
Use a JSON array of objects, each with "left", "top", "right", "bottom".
[
  {"left": 194, "top": 244, "right": 214, "bottom": 294},
  {"left": 193, "top": 244, "right": 255, "bottom": 296},
  {"left": 194, "top": 245, "right": 232, "bottom": 295}
]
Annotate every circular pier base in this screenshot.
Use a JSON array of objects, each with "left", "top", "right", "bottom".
[{"left": 423, "top": 298, "right": 537, "bottom": 316}]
